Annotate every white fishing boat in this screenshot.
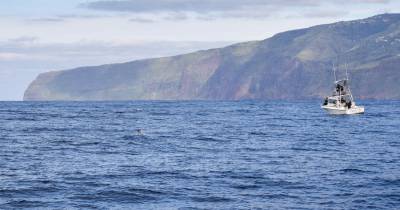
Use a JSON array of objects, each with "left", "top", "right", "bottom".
[{"left": 321, "top": 65, "right": 364, "bottom": 115}]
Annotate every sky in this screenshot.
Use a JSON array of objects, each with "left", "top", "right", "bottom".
[{"left": 1, "top": 0, "right": 400, "bottom": 100}]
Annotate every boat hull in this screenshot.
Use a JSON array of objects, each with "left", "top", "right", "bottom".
[{"left": 321, "top": 106, "right": 364, "bottom": 115}]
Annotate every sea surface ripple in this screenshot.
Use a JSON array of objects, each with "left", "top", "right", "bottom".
[{"left": 0, "top": 101, "right": 399, "bottom": 209}]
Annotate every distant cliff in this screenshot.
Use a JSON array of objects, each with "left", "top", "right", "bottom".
[{"left": 24, "top": 14, "right": 400, "bottom": 101}]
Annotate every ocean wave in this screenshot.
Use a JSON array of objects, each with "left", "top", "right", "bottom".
[{"left": 0, "top": 101, "right": 399, "bottom": 209}]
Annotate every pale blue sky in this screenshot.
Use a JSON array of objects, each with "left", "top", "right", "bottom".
[{"left": 1, "top": 0, "right": 400, "bottom": 100}]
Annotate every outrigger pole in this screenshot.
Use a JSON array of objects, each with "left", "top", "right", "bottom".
[{"left": 344, "top": 62, "right": 354, "bottom": 102}]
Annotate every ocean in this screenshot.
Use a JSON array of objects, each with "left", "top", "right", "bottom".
[{"left": 0, "top": 101, "right": 399, "bottom": 209}]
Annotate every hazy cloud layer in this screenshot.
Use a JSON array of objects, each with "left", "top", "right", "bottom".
[
  {"left": 0, "top": 37, "right": 234, "bottom": 65},
  {"left": 25, "top": 14, "right": 107, "bottom": 23},
  {"left": 0, "top": 37, "right": 233, "bottom": 67},
  {"left": 128, "top": 17, "right": 155, "bottom": 23},
  {"left": 82, "top": 0, "right": 315, "bottom": 13},
  {"left": 18, "top": 0, "right": 394, "bottom": 24},
  {"left": 79, "top": 0, "right": 392, "bottom": 20},
  {"left": 82, "top": 0, "right": 390, "bottom": 13}
]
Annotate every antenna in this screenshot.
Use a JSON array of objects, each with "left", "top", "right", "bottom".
[
  {"left": 345, "top": 62, "right": 349, "bottom": 81},
  {"left": 332, "top": 62, "right": 337, "bottom": 82}
]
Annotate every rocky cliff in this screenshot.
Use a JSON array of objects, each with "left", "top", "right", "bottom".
[{"left": 24, "top": 14, "right": 400, "bottom": 100}]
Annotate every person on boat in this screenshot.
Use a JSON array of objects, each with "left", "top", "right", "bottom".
[
  {"left": 336, "top": 84, "right": 344, "bottom": 95},
  {"left": 323, "top": 97, "right": 328, "bottom": 105},
  {"left": 336, "top": 84, "right": 340, "bottom": 93},
  {"left": 346, "top": 101, "right": 352, "bottom": 109}
]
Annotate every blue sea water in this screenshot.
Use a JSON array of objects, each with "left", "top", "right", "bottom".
[{"left": 0, "top": 100, "right": 399, "bottom": 209}]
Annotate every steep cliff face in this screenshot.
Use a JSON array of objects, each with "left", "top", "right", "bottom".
[{"left": 24, "top": 14, "right": 400, "bottom": 101}]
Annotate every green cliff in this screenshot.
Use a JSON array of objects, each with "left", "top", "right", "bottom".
[{"left": 24, "top": 14, "right": 400, "bottom": 100}]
